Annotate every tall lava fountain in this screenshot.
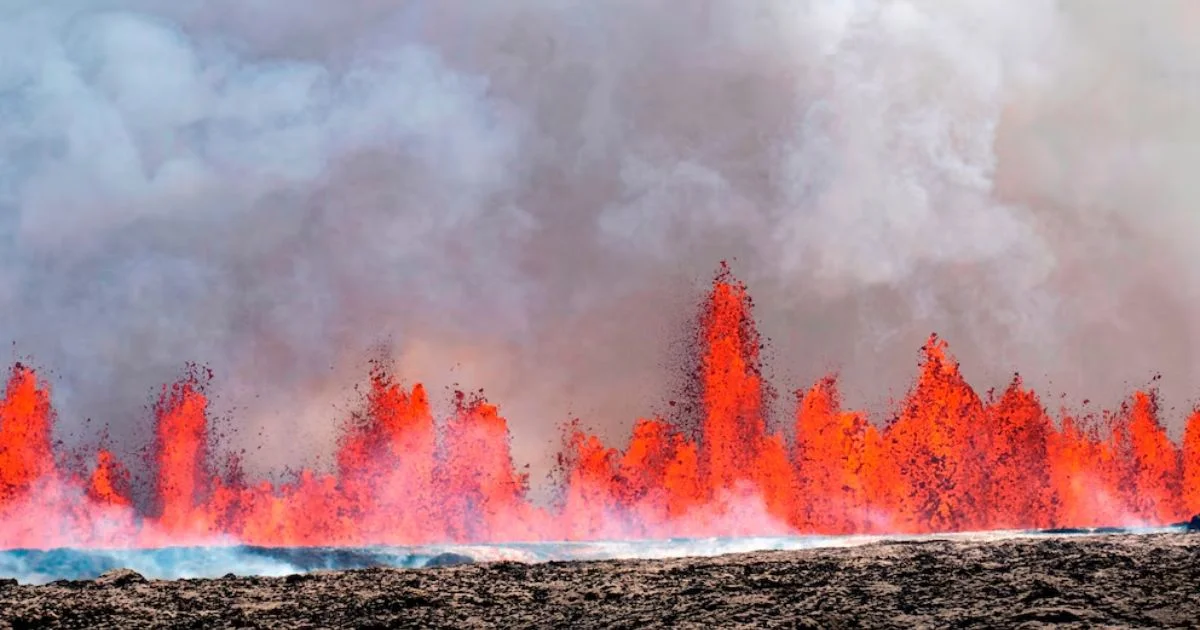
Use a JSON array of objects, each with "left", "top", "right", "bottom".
[{"left": 1, "top": 267, "right": 1198, "bottom": 550}]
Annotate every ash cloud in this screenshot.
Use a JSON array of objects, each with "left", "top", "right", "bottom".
[{"left": 2, "top": 1, "right": 1199, "bottom": 488}]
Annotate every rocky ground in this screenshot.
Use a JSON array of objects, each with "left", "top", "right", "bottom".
[{"left": 0, "top": 532, "right": 1197, "bottom": 629}]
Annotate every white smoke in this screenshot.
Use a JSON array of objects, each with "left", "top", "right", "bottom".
[
  {"left": 1, "top": 528, "right": 1178, "bottom": 584},
  {"left": 2, "top": 0, "right": 1199, "bottom": 494}
]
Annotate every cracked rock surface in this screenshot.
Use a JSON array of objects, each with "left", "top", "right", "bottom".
[{"left": 0, "top": 533, "right": 1197, "bottom": 629}]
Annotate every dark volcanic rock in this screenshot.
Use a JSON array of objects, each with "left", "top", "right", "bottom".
[
  {"left": 1041, "top": 527, "right": 1091, "bottom": 535},
  {"left": 1188, "top": 514, "right": 1200, "bottom": 532},
  {"left": 94, "top": 569, "right": 146, "bottom": 588},
  {"left": 424, "top": 552, "right": 474, "bottom": 568},
  {"left": 0, "top": 533, "right": 1198, "bottom": 628}
]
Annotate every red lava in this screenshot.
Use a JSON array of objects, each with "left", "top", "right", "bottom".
[{"left": 1, "top": 265, "right": 1198, "bottom": 549}]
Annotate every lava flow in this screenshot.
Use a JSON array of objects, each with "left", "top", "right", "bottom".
[{"left": 2, "top": 266, "right": 1199, "bottom": 550}]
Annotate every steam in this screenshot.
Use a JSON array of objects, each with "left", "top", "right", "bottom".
[
  {"left": 3, "top": 1, "right": 1200, "bottom": 492},
  {"left": 1, "top": 529, "right": 1178, "bottom": 584}
]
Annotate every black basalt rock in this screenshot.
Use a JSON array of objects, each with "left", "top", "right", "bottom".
[
  {"left": 424, "top": 553, "right": 474, "bottom": 568},
  {"left": 1187, "top": 514, "right": 1200, "bottom": 532},
  {"left": 95, "top": 569, "right": 147, "bottom": 588}
]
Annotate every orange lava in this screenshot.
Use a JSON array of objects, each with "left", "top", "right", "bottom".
[{"left": 1, "top": 268, "right": 1199, "bottom": 550}]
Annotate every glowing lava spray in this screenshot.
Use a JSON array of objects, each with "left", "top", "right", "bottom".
[{"left": 1, "top": 266, "right": 1198, "bottom": 549}]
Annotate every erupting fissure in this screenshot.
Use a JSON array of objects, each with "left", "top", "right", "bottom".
[{"left": 2, "top": 266, "right": 1199, "bottom": 549}]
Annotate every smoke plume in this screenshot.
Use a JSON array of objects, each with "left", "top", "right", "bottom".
[{"left": 3, "top": 1, "right": 1199, "bottom": 489}]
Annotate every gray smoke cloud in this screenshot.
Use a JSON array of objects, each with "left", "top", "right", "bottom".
[{"left": 3, "top": 0, "right": 1200, "bottom": 491}]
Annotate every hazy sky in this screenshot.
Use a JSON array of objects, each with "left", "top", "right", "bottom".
[{"left": 3, "top": 1, "right": 1200, "bottom": 490}]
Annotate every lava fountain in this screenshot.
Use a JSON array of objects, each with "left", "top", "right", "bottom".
[{"left": 1, "top": 265, "right": 1199, "bottom": 551}]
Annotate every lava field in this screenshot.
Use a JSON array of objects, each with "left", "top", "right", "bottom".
[{"left": 1, "top": 531, "right": 1198, "bottom": 629}]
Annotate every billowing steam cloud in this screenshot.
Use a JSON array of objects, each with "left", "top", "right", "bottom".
[{"left": 3, "top": 1, "right": 1200, "bottom": 491}]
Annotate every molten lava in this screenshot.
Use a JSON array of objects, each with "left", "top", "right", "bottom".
[{"left": 1, "top": 267, "right": 1199, "bottom": 550}]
